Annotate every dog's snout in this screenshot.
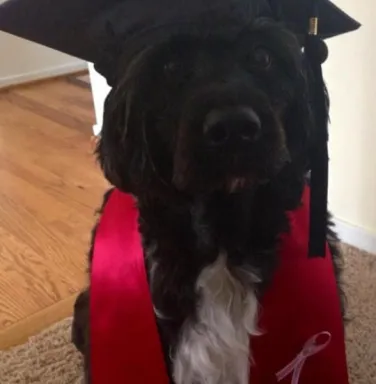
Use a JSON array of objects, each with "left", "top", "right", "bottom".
[{"left": 204, "top": 107, "right": 261, "bottom": 146}]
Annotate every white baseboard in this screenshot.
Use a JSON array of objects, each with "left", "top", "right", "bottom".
[
  {"left": 0, "top": 61, "right": 88, "bottom": 89},
  {"left": 333, "top": 218, "right": 376, "bottom": 255}
]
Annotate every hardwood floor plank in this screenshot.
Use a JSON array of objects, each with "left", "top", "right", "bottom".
[
  {"left": 13, "top": 79, "right": 96, "bottom": 124},
  {"left": 0, "top": 225, "right": 81, "bottom": 328},
  {"left": 0, "top": 153, "right": 105, "bottom": 213},
  {"left": 0, "top": 77, "right": 104, "bottom": 339},
  {"left": 0, "top": 93, "right": 86, "bottom": 141},
  {"left": 0, "top": 293, "right": 79, "bottom": 350},
  {"left": 0, "top": 97, "right": 104, "bottom": 184},
  {"left": 4, "top": 91, "right": 93, "bottom": 133}
]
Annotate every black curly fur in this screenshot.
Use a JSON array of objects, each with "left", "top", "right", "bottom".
[{"left": 72, "top": 18, "right": 345, "bottom": 383}]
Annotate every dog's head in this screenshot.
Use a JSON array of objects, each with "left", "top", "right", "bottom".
[{"left": 97, "top": 19, "right": 313, "bottom": 201}]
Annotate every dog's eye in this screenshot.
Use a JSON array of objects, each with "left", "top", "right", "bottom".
[
  {"left": 243, "top": 45, "right": 273, "bottom": 72},
  {"left": 253, "top": 46, "right": 272, "bottom": 69}
]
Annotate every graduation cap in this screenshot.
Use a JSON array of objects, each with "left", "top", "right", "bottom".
[{"left": 0, "top": 0, "right": 360, "bottom": 257}]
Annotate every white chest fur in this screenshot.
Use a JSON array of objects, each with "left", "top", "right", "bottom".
[{"left": 173, "top": 252, "right": 260, "bottom": 384}]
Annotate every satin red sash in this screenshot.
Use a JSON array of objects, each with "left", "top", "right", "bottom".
[
  {"left": 90, "top": 187, "right": 349, "bottom": 384},
  {"left": 250, "top": 186, "right": 349, "bottom": 383},
  {"left": 90, "top": 189, "right": 169, "bottom": 384}
]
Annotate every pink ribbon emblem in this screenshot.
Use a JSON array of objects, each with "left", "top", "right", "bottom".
[{"left": 276, "top": 331, "right": 332, "bottom": 384}]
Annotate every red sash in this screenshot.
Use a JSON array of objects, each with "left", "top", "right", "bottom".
[
  {"left": 90, "top": 187, "right": 349, "bottom": 383},
  {"left": 90, "top": 190, "right": 169, "bottom": 384},
  {"left": 250, "top": 186, "right": 349, "bottom": 383}
]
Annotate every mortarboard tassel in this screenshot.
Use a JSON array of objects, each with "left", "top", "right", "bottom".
[{"left": 305, "top": 1, "right": 330, "bottom": 257}]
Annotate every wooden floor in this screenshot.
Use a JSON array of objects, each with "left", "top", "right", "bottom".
[{"left": 0, "top": 74, "right": 108, "bottom": 349}]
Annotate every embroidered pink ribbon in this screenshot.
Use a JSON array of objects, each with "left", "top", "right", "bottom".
[{"left": 276, "top": 331, "right": 332, "bottom": 384}]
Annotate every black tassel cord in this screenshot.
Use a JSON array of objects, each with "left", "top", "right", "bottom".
[{"left": 305, "top": 2, "right": 330, "bottom": 258}]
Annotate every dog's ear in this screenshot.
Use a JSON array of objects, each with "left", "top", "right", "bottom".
[
  {"left": 96, "top": 85, "right": 138, "bottom": 192},
  {"left": 96, "top": 48, "right": 158, "bottom": 193}
]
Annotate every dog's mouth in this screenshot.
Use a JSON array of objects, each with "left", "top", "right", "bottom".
[
  {"left": 227, "top": 177, "right": 246, "bottom": 193},
  {"left": 172, "top": 148, "right": 285, "bottom": 194},
  {"left": 225, "top": 176, "right": 251, "bottom": 193}
]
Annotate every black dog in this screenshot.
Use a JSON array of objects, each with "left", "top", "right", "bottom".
[{"left": 72, "top": 18, "right": 345, "bottom": 383}]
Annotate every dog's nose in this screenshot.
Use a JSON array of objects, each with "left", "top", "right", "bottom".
[{"left": 203, "top": 107, "right": 261, "bottom": 146}]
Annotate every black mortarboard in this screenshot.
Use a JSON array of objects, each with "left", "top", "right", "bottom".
[{"left": 0, "top": 0, "right": 360, "bottom": 257}]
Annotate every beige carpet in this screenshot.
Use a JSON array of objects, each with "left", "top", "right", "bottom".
[{"left": 0, "top": 245, "right": 375, "bottom": 383}]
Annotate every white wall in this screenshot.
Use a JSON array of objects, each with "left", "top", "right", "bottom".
[
  {"left": 88, "top": 63, "right": 111, "bottom": 136},
  {"left": 0, "top": 31, "right": 87, "bottom": 88},
  {"left": 324, "top": 0, "right": 376, "bottom": 251}
]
